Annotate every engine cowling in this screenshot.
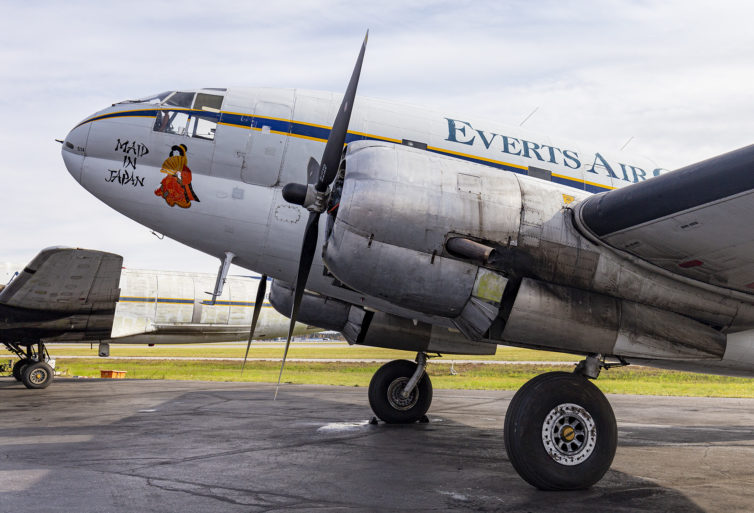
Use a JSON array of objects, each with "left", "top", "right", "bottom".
[
  {"left": 502, "top": 278, "right": 726, "bottom": 359},
  {"left": 268, "top": 279, "right": 496, "bottom": 354},
  {"left": 322, "top": 141, "right": 518, "bottom": 338}
]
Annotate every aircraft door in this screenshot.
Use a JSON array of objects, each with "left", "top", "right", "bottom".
[
  {"left": 212, "top": 113, "right": 250, "bottom": 181},
  {"left": 241, "top": 102, "right": 291, "bottom": 186}
]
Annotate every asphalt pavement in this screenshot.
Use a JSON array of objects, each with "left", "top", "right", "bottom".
[{"left": 1, "top": 378, "right": 753, "bottom": 512}]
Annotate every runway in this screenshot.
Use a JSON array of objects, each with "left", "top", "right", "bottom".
[{"left": 1, "top": 378, "right": 753, "bottom": 512}]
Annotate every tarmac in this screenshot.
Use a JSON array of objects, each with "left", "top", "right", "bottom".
[{"left": 1, "top": 378, "right": 753, "bottom": 512}]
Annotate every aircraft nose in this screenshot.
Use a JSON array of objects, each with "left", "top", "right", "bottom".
[{"left": 61, "top": 122, "right": 91, "bottom": 182}]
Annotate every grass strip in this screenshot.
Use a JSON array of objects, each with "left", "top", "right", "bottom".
[
  {"left": 1, "top": 344, "right": 581, "bottom": 362},
  {"left": 52, "top": 359, "right": 754, "bottom": 398}
]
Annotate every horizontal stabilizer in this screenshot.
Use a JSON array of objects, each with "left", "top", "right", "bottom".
[{"left": 0, "top": 247, "right": 123, "bottom": 312}]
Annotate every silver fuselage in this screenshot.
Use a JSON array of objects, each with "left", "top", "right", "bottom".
[{"left": 61, "top": 88, "right": 754, "bottom": 376}]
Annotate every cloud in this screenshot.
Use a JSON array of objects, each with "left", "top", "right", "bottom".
[{"left": 2, "top": 0, "right": 753, "bottom": 270}]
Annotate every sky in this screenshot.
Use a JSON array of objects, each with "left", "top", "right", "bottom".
[{"left": 2, "top": 0, "right": 753, "bottom": 275}]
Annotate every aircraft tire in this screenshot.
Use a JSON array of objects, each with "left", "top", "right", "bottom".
[
  {"left": 504, "top": 371, "right": 616, "bottom": 490},
  {"left": 12, "top": 359, "right": 32, "bottom": 382},
  {"left": 21, "top": 361, "right": 54, "bottom": 390},
  {"left": 368, "top": 360, "right": 432, "bottom": 424}
]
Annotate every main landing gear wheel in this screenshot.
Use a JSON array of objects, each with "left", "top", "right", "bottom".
[
  {"left": 504, "top": 371, "right": 617, "bottom": 490},
  {"left": 12, "top": 358, "right": 32, "bottom": 382},
  {"left": 21, "top": 361, "right": 54, "bottom": 389},
  {"left": 368, "top": 359, "right": 433, "bottom": 424}
]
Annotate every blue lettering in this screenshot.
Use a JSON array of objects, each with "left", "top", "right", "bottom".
[
  {"left": 501, "top": 135, "right": 521, "bottom": 156},
  {"left": 475, "top": 129, "right": 499, "bottom": 150},
  {"left": 587, "top": 152, "right": 618, "bottom": 179},
  {"left": 563, "top": 150, "right": 580, "bottom": 169},
  {"left": 539, "top": 144, "right": 560, "bottom": 164},
  {"left": 522, "top": 140, "right": 545, "bottom": 162},
  {"left": 445, "top": 118, "right": 476, "bottom": 146},
  {"left": 622, "top": 164, "right": 647, "bottom": 183}
]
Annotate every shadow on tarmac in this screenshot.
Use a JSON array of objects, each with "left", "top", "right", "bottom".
[{"left": 0, "top": 378, "right": 726, "bottom": 512}]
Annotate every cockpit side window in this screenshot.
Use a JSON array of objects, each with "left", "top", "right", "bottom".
[
  {"left": 193, "top": 93, "right": 223, "bottom": 112},
  {"left": 165, "top": 91, "right": 195, "bottom": 108},
  {"left": 154, "top": 110, "right": 217, "bottom": 141}
]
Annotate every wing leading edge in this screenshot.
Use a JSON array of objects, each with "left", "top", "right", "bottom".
[{"left": 575, "top": 144, "right": 754, "bottom": 294}]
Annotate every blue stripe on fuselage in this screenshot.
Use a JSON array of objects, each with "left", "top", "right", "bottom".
[{"left": 79, "top": 109, "right": 609, "bottom": 192}]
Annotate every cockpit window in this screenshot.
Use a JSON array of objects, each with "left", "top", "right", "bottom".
[
  {"left": 165, "top": 91, "right": 195, "bottom": 108},
  {"left": 193, "top": 93, "right": 223, "bottom": 112},
  {"left": 154, "top": 110, "right": 217, "bottom": 141}
]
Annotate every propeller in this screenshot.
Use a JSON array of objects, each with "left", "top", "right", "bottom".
[
  {"left": 275, "top": 31, "right": 368, "bottom": 399},
  {"left": 241, "top": 274, "right": 268, "bottom": 375}
]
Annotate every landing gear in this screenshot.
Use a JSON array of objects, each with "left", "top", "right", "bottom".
[
  {"left": 3, "top": 342, "right": 54, "bottom": 389},
  {"left": 12, "top": 358, "right": 32, "bottom": 382},
  {"left": 21, "top": 361, "right": 54, "bottom": 389},
  {"left": 504, "top": 355, "right": 618, "bottom": 490},
  {"left": 368, "top": 353, "right": 433, "bottom": 423}
]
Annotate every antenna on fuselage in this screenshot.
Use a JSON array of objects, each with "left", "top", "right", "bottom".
[{"left": 519, "top": 106, "right": 539, "bottom": 126}]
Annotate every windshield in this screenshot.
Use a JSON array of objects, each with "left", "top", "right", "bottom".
[{"left": 165, "top": 91, "right": 196, "bottom": 108}]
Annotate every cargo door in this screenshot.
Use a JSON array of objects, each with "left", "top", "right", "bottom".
[{"left": 213, "top": 91, "right": 253, "bottom": 180}]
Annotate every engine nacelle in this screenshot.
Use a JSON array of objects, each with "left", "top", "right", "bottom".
[
  {"left": 502, "top": 278, "right": 726, "bottom": 360},
  {"left": 269, "top": 279, "right": 496, "bottom": 355},
  {"left": 323, "top": 141, "right": 517, "bottom": 336},
  {"left": 269, "top": 280, "right": 350, "bottom": 332}
]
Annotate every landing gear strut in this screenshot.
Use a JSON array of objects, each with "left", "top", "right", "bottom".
[
  {"left": 3, "top": 342, "right": 54, "bottom": 389},
  {"left": 504, "top": 354, "right": 618, "bottom": 490},
  {"left": 368, "top": 353, "right": 433, "bottom": 423}
]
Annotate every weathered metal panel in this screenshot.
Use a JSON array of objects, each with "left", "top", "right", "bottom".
[
  {"left": 502, "top": 278, "right": 618, "bottom": 356},
  {"left": 502, "top": 278, "right": 726, "bottom": 360}
]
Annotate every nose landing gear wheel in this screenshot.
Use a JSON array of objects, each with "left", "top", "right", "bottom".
[
  {"left": 368, "top": 360, "right": 432, "bottom": 424},
  {"left": 504, "top": 371, "right": 617, "bottom": 490},
  {"left": 21, "top": 361, "right": 54, "bottom": 389}
]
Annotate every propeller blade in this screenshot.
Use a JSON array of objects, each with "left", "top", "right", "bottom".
[
  {"left": 307, "top": 157, "right": 320, "bottom": 185},
  {"left": 275, "top": 212, "right": 320, "bottom": 399},
  {"left": 315, "top": 30, "right": 368, "bottom": 192},
  {"left": 275, "top": 31, "right": 368, "bottom": 398},
  {"left": 241, "top": 274, "right": 267, "bottom": 375}
]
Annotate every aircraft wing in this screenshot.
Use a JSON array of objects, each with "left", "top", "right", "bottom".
[
  {"left": 0, "top": 247, "right": 122, "bottom": 312},
  {"left": 576, "top": 144, "right": 754, "bottom": 294}
]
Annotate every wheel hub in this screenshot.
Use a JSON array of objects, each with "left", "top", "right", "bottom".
[
  {"left": 29, "top": 368, "right": 48, "bottom": 385},
  {"left": 541, "top": 403, "right": 596, "bottom": 466},
  {"left": 386, "top": 377, "right": 419, "bottom": 411}
]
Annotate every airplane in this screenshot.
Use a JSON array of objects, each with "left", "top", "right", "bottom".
[
  {"left": 58, "top": 33, "right": 754, "bottom": 490},
  {"left": 1, "top": 247, "right": 320, "bottom": 390}
]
